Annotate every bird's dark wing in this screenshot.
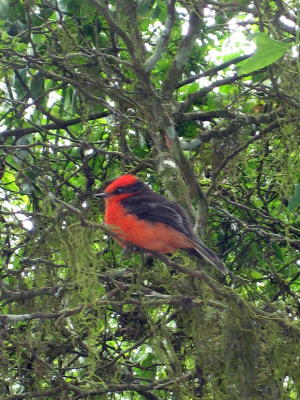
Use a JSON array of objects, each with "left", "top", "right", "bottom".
[
  {"left": 121, "top": 192, "right": 196, "bottom": 239},
  {"left": 122, "top": 191, "right": 229, "bottom": 275}
]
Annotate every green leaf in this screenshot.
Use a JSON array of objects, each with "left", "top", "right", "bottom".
[
  {"left": 250, "top": 270, "right": 264, "bottom": 279},
  {"left": 62, "top": 86, "right": 74, "bottom": 112},
  {"left": 288, "top": 184, "right": 300, "bottom": 211},
  {"left": 14, "top": 69, "right": 28, "bottom": 99},
  {"left": 272, "top": 243, "right": 284, "bottom": 262},
  {"left": 30, "top": 71, "right": 45, "bottom": 100},
  {"left": 138, "top": 0, "right": 154, "bottom": 15},
  {"left": 186, "top": 82, "right": 199, "bottom": 94},
  {"left": 237, "top": 33, "right": 291, "bottom": 75}
]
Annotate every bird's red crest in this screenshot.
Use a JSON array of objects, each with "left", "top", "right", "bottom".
[{"left": 105, "top": 174, "right": 139, "bottom": 193}]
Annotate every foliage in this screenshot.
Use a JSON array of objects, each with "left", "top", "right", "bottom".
[
  {"left": 237, "top": 32, "right": 291, "bottom": 75},
  {"left": 0, "top": 0, "right": 299, "bottom": 399}
]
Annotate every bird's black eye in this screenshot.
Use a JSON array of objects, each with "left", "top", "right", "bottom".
[{"left": 114, "top": 187, "right": 124, "bottom": 194}]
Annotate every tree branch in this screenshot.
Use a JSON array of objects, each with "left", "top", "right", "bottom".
[
  {"left": 0, "top": 285, "right": 66, "bottom": 302},
  {"left": 179, "top": 74, "right": 248, "bottom": 112},
  {"left": 177, "top": 54, "right": 252, "bottom": 88},
  {"left": 0, "top": 112, "right": 109, "bottom": 141},
  {"left": 144, "top": 0, "right": 176, "bottom": 72},
  {"left": 89, "top": 0, "right": 144, "bottom": 72},
  {"left": 161, "top": 11, "right": 201, "bottom": 99}
]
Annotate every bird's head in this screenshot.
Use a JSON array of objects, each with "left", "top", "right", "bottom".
[{"left": 94, "top": 174, "right": 146, "bottom": 201}]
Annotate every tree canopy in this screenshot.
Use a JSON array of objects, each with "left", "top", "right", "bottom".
[{"left": 0, "top": 0, "right": 299, "bottom": 399}]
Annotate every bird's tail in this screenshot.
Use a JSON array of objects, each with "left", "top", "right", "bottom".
[{"left": 187, "top": 240, "right": 229, "bottom": 276}]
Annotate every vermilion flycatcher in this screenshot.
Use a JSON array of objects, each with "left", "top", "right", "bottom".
[{"left": 96, "top": 174, "right": 228, "bottom": 275}]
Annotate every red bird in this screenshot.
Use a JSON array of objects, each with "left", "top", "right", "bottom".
[{"left": 96, "top": 174, "right": 228, "bottom": 275}]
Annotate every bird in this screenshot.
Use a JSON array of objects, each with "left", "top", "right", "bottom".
[{"left": 95, "top": 174, "right": 228, "bottom": 275}]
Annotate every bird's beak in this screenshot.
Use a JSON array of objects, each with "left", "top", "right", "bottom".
[{"left": 93, "top": 192, "right": 112, "bottom": 198}]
